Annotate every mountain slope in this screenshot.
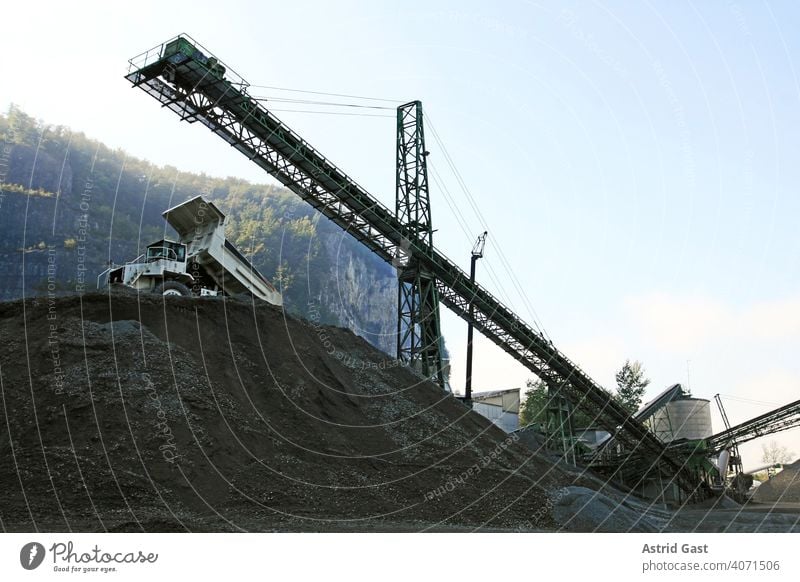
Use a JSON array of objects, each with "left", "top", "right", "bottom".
[{"left": 0, "top": 106, "right": 396, "bottom": 353}]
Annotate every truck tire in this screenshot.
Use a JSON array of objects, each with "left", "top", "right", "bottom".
[{"left": 154, "top": 280, "right": 192, "bottom": 297}]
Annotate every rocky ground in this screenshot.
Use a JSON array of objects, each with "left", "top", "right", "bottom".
[{"left": 0, "top": 292, "right": 798, "bottom": 532}]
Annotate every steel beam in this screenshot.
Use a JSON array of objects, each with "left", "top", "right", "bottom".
[{"left": 395, "top": 101, "right": 445, "bottom": 389}]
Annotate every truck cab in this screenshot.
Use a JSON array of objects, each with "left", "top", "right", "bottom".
[
  {"left": 103, "top": 236, "right": 195, "bottom": 296},
  {"left": 146, "top": 240, "right": 187, "bottom": 263}
]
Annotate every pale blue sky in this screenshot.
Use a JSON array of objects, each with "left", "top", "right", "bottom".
[{"left": 2, "top": 1, "right": 799, "bottom": 468}]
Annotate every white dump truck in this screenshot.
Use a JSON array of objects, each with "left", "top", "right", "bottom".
[{"left": 98, "top": 196, "right": 282, "bottom": 305}]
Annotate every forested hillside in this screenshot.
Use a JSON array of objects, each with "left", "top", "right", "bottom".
[{"left": 0, "top": 106, "right": 397, "bottom": 353}]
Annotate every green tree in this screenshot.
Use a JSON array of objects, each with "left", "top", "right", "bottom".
[
  {"left": 519, "top": 378, "right": 596, "bottom": 428},
  {"left": 614, "top": 359, "right": 650, "bottom": 414},
  {"left": 519, "top": 379, "right": 549, "bottom": 426},
  {"left": 6, "top": 105, "right": 41, "bottom": 146}
]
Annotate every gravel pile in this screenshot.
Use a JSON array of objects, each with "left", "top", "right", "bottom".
[
  {"left": 753, "top": 460, "right": 800, "bottom": 503},
  {"left": 4, "top": 292, "right": 798, "bottom": 532},
  {"left": 0, "top": 292, "right": 573, "bottom": 532}
]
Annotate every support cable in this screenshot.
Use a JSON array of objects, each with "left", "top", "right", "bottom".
[
  {"left": 426, "top": 114, "right": 552, "bottom": 342},
  {"left": 252, "top": 96, "right": 395, "bottom": 110},
  {"left": 247, "top": 83, "right": 403, "bottom": 103}
]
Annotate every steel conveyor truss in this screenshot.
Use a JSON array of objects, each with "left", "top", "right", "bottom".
[
  {"left": 706, "top": 398, "right": 800, "bottom": 454},
  {"left": 125, "top": 34, "right": 704, "bottom": 498}
]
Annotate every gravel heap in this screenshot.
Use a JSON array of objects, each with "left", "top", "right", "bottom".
[
  {"left": 753, "top": 459, "right": 800, "bottom": 504},
  {"left": 0, "top": 292, "right": 575, "bottom": 532}
]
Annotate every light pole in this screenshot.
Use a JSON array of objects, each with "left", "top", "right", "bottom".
[{"left": 464, "top": 231, "right": 487, "bottom": 405}]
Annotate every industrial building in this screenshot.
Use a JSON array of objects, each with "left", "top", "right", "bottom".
[
  {"left": 471, "top": 388, "right": 520, "bottom": 433},
  {"left": 510, "top": 381, "right": 800, "bottom": 505},
  {"left": 647, "top": 397, "right": 713, "bottom": 443}
]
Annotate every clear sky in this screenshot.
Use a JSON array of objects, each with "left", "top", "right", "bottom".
[{"left": 2, "top": 0, "right": 799, "bottom": 470}]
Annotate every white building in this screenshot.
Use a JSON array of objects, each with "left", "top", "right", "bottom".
[{"left": 471, "top": 388, "right": 520, "bottom": 433}]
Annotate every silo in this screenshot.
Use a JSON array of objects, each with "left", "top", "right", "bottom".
[{"left": 650, "top": 398, "right": 712, "bottom": 442}]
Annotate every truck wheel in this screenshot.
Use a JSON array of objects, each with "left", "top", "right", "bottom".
[{"left": 154, "top": 281, "right": 192, "bottom": 297}]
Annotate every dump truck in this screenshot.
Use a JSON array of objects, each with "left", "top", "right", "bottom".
[{"left": 98, "top": 196, "right": 282, "bottom": 305}]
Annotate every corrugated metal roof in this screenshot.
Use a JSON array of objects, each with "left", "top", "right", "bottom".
[{"left": 472, "top": 387, "right": 520, "bottom": 400}]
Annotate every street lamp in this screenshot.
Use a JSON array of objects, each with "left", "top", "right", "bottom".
[{"left": 464, "top": 231, "right": 487, "bottom": 405}]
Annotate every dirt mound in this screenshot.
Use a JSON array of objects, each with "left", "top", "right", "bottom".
[
  {"left": 0, "top": 292, "right": 584, "bottom": 532},
  {"left": 753, "top": 460, "right": 800, "bottom": 504}
]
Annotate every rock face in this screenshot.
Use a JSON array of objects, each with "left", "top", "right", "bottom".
[
  {"left": 316, "top": 235, "right": 397, "bottom": 354},
  {"left": 0, "top": 292, "right": 570, "bottom": 532}
]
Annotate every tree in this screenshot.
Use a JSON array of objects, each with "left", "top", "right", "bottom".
[
  {"left": 519, "top": 379, "right": 549, "bottom": 426},
  {"left": 6, "top": 104, "right": 41, "bottom": 147},
  {"left": 519, "top": 378, "right": 595, "bottom": 428},
  {"left": 761, "top": 440, "right": 794, "bottom": 465},
  {"left": 614, "top": 359, "right": 650, "bottom": 414}
]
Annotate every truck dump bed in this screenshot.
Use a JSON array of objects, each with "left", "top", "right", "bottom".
[{"left": 163, "top": 196, "right": 282, "bottom": 305}]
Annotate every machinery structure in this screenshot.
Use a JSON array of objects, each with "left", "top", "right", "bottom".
[
  {"left": 395, "top": 101, "right": 446, "bottom": 390},
  {"left": 705, "top": 397, "right": 800, "bottom": 455},
  {"left": 585, "top": 386, "right": 800, "bottom": 500},
  {"left": 464, "top": 231, "right": 488, "bottom": 403},
  {"left": 546, "top": 388, "right": 578, "bottom": 465},
  {"left": 590, "top": 384, "right": 688, "bottom": 457},
  {"left": 124, "top": 34, "right": 706, "bottom": 500},
  {"left": 585, "top": 385, "right": 716, "bottom": 500},
  {"left": 713, "top": 394, "right": 743, "bottom": 479},
  {"left": 98, "top": 195, "right": 282, "bottom": 305}
]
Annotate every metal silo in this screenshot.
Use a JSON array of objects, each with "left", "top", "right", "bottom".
[{"left": 651, "top": 398, "right": 712, "bottom": 442}]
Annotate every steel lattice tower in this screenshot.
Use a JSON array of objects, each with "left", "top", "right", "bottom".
[
  {"left": 546, "top": 385, "right": 577, "bottom": 465},
  {"left": 395, "top": 101, "right": 446, "bottom": 390}
]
